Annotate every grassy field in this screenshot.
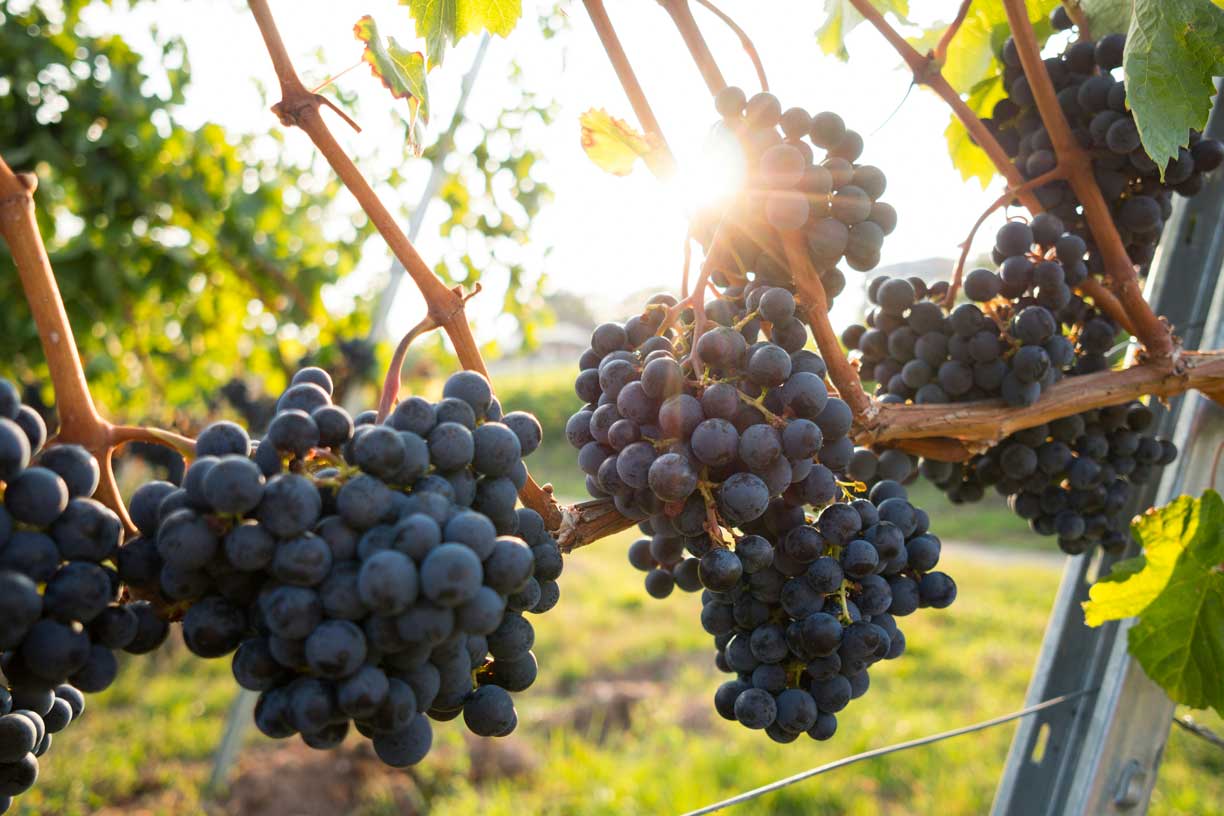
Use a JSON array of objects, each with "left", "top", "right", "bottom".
[{"left": 12, "top": 531, "right": 1222, "bottom": 816}]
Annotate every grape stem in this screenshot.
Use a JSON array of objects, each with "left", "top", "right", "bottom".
[
  {"left": 580, "top": 0, "right": 677, "bottom": 177},
  {"left": 1078, "top": 277, "right": 1136, "bottom": 337},
  {"left": 933, "top": 0, "right": 975, "bottom": 67},
  {"left": 697, "top": 477, "right": 728, "bottom": 546},
  {"left": 377, "top": 312, "right": 441, "bottom": 424},
  {"left": 684, "top": 220, "right": 729, "bottom": 375},
  {"left": 247, "top": 0, "right": 562, "bottom": 529},
  {"left": 307, "top": 59, "right": 365, "bottom": 95},
  {"left": 658, "top": 0, "right": 728, "bottom": 96},
  {"left": 780, "top": 230, "right": 874, "bottom": 423},
  {"left": 655, "top": 294, "right": 697, "bottom": 339},
  {"left": 376, "top": 282, "right": 481, "bottom": 425},
  {"left": 109, "top": 425, "right": 198, "bottom": 457},
  {"left": 0, "top": 155, "right": 204, "bottom": 536},
  {"left": 861, "top": 349, "right": 1224, "bottom": 447},
  {"left": 732, "top": 387, "right": 787, "bottom": 429},
  {"left": 691, "top": 0, "right": 769, "bottom": 92},
  {"left": 681, "top": 229, "right": 694, "bottom": 298},
  {"left": 836, "top": 581, "right": 852, "bottom": 625},
  {"left": 843, "top": 0, "right": 1039, "bottom": 209},
  {"left": 999, "top": 0, "right": 1173, "bottom": 359},
  {"left": 944, "top": 166, "right": 1065, "bottom": 307},
  {"left": 732, "top": 309, "right": 760, "bottom": 331},
  {"left": 1061, "top": 1, "right": 1093, "bottom": 40}
]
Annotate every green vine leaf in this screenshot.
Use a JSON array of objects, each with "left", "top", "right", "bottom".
[
  {"left": 1078, "top": 0, "right": 1132, "bottom": 35},
  {"left": 1083, "top": 490, "right": 1224, "bottom": 716},
  {"left": 937, "top": 0, "right": 1060, "bottom": 94},
  {"left": 1124, "top": 0, "right": 1224, "bottom": 174},
  {"left": 886, "top": 1, "right": 1055, "bottom": 184},
  {"left": 578, "top": 109, "right": 665, "bottom": 177},
  {"left": 815, "top": 0, "right": 911, "bottom": 61},
  {"left": 1082, "top": 0, "right": 1224, "bottom": 36},
  {"left": 402, "top": 0, "right": 522, "bottom": 69},
  {"left": 354, "top": 14, "right": 430, "bottom": 132},
  {"left": 944, "top": 76, "right": 1008, "bottom": 188}
]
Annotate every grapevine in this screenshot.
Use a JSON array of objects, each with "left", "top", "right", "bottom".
[{"left": 1, "top": 0, "right": 1223, "bottom": 811}]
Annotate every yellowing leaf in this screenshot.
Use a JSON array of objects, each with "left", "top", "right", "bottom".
[
  {"left": 403, "top": 0, "right": 523, "bottom": 68},
  {"left": 456, "top": 0, "right": 521, "bottom": 38},
  {"left": 354, "top": 15, "right": 430, "bottom": 129},
  {"left": 815, "top": 0, "right": 911, "bottom": 61},
  {"left": 943, "top": 76, "right": 1007, "bottom": 188},
  {"left": 939, "top": 0, "right": 1060, "bottom": 94},
  {"left": 404, "top": 0, "right": 457, "bottom": 68},
  {"left": 579, "top": 109, "right": 662, "bottom": 177},
  {"left": 1084, "top": 493, "right": 1222, "bottom": 625}
]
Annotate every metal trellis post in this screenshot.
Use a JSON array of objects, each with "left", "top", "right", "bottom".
[{"left": 993, "top": 83, "right": 1224, "bottom": 816}]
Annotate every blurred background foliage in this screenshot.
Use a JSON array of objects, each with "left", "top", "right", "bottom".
[{"left": 0, "top": 0, "right": 554, "bottom": 434}]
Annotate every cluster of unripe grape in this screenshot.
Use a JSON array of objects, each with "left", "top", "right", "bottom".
[{"left": 122, "top": 367, "right": 561, "bottom": 767}]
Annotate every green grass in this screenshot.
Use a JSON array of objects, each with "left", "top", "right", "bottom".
[{"left": 13, "top": 534, "right": 1222, "bottom": 816}]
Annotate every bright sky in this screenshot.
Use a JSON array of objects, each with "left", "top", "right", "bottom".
[{"left": 86, "top": 0, "right": 1010, "bottom": 347}]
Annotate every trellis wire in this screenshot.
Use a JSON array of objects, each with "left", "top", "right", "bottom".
[
  {"left": 1172, "top": 716, "right": 1224, "bottom": 752},
  {"left": 682, "top": 688, "right": 1098, "bottom": 816}
]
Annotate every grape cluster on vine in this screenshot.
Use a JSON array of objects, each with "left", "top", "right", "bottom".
[
  {"left": 981, "top": 30, "right": 1224, "bottom": 270},
  {"left": 568, "top": 280, "right": 955, "bottom": 742},
  {"left": 123, "top": 367, "right": 560, "bottom": 767},
  {"left": 844, "top": 219, "right": 1104, "bottom": 408},
  {"left": 924, "top": 400, "right": 1175, "bottom": 554},
  {"left": 842, "top": 215, "right": 1180, "bottom": 554},
  {"left": 694, "top": 87, "right": 897, "bottom": 299},
  {"left": 0, "top": 380, "right": 167, "bottom": 812}
]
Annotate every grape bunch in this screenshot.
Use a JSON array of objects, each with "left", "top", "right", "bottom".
[
  {"left": 923, "top": 400, "right": 1176, "bottom": 554},
  {"left": 842, "top": 220, "right": 1103, "bottom": 408},
  {"left": 125, "top": 367, "right": 561, "bottom": 767},
  {"left": 981, "top": 30, "right": 1224, "bottom": 270},
  {"left": 568, "top": 287, "right": 955, "bottom": 743},
  {"left": 694, "top": 86, "right": 898, "bottom": 298},
  {"left": 705, "top": 479, "right": 954, "bottom": 741},
  {"left": 839, "top": 226, "right": 1178, "bottom": 554},
  {"left": 0, "top": 380, "right": 168, "bottom": 812},
  {"left": 569, "top": 284, "right": 853, "bottom": 594}
]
